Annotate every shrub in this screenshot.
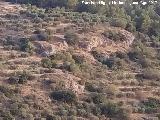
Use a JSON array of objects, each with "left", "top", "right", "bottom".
[
  {"left": 19, "top": 37, "right": 34, "bottom": 53},
  {"left": 58, "top": 108, "right": 68, "bottom": 116},
  {"left": 64, "top": 31, "right": 79, "bottom": 46},
  {"left": 32, "top": 30, "right": 48, "bottom": 41},
  {"left": 8, "top": 76, "right": 19, "bottom": 84},
  {"left": 16, "top": 71, "right": 32, "bottom": 84},
  {"left": 138, "top": 57, "right": 152, "bottom": 68},
  {"left": 50, "top": 52, "right": 74, "bottom": 63},
  {"left": 102, "top": 30, "right": 125, "bottom": 42},
  {"left": 68, "top": 109, "right": 77, "bottom": 116},
  {"left": 0, "top": 85, "right": 14, "bottom": 97},
  {"left": 139, "top": 97, "right": 160, "bottom": 114},
  {"left": 113, "top": 58, "right": 127, "bottom": 70},
  {"left": 4, "top": 36, "right": 15, "bottom": 46},
  {"left": 142, "top": 97, "right": 160, "bottom": 109},
  {"left": 91, "top": 49, "right": 108, "bottom": 63},
  {"left": 8, "top": 71, "right": 32, "bottom": 84},
  {"left": 67, "top": 116, "right": 77, "bottom": 120},
  {"left": 41, "top": 58, "right": 52, "bottom": 68},
  {"left": 102, "top": 57, "right": 126, "bottom": 70},
  {"left": 77, "top": 109, "right": 88, "bottom": 117},
  {"left": 85, "top": 82, "right": 103, "bottom": 93},
  {"left": 144, "top": 107, "right": 158, "bottom": 114},
  {"left": 115, "top": 52, "right": 128, "bottom": 59},
  {"left": 91, "top": 94, "right": 105, "bottom": 104},
  {"left": 127, "top": 50, "right": 142, "bottom": 62},
  {"left": 129, "top": 41, "right": 156, "bottom": 61},
  {"left": 142, "top": 68, "right": 160, "bottom": 81},
  {"left": 110, "top": 18, "right": 127, "bottom": 29},
  {"left": 0, "top": 110, "right": 14, "bottom": 120},
  {"left": 105, "top": 85, "right": 118, "bottom": 96},
  {"left": 46, "top": 115, "right": 61, "bottom": 120},
  {"left": 68, "top": 63, "right": 81, "bottom": 75},
  {"left": 50, "top": 90, "right": 77, "bottom": 103},
  {"left": 72, "top": 54, "right": 85, "bottom": 64},
  {"left": 90, "top": 105, "right": 101, "bottom": 116},
  {"left": 99, "top": 102, "right": 120, "bottom": 117},
  {"left": 102, "top": 58, "right": 114, "bottom": 68},
  {"left": 118, "top": 108, "right": 132, "bottom": 120},
  {"left": 125, "top": 22, "right": 136, "bottom": 32}
]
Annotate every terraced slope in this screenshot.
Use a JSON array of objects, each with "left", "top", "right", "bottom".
[{"left": 0, "top": 2, "right": 159, "bottom": 120}]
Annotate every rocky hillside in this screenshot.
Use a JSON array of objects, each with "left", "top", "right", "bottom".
[{"left": 0, "top": 1, "right": 160, "bottom": 120}]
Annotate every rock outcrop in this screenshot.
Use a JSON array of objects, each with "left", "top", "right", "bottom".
[
  {"left": 41, "top": 70, "right": 85, "bottom": 95},
  {"left": 78, "top": 27, "right": 135, "bottom": 56},
  {"left": 33, "top": 41, "right": 56, "bottom": 57}
]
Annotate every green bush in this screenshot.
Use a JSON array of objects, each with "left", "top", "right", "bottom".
[
  {"left": 4, "top": 36, "right": 15, "bottom": 46},
  {"left": 0, "top": 85, "right": 14, "bottom": 97},
  {"left": 0, "top": 110, "right": 14, "bottom": 120},
  {"left": 138, "top": 57, "right": 152, "bottom": 68},
  {"left": 102, "top": 57, "right": 126, "bottom": 70},
  {"left": 142, "top": 68, "right": 160, "bottom": 81},
  {"left": 142, "top": 97, "right": 160, "bottom": 109},
  {"left": 110, "top": 18, "right": 127, "bottom": 29},
  {"left": 90, "top": 105, "right": 101, "bottom": 116},
  {"left": 41, "top": 58, "right": 52, "bottom": 68},
  {"left": 99, "top": 102, "right": 120, "bottom": 117},
  {"left": 8, "top": 76, "right": 19, "bottom": 84},
  {"left": 91, "top": 94, "right": 105, "bottom": 104},
  {"left": 72, "top": 54, "right": 85, "bottom": 64},
  {"left": 32, "top": 30, "right": 49, "bottom": 41},
  {"left": 46, "top": 115, "right": 61, "bottom": 120},
  {"left": 50, "top": 52, "right": 74, "bottom": 63},
  {"left": 139, "top": 97, "right": 160, "bottom": 114},
  {"left": 68, "top": 109, "right": 77, "bottom": 116},
  {"left": 106, "top": 85, "right": 118, "bottom": 96},
  {"left": 67, "top": 116, "right": 77, "bottom": 120},
  {"left": 77, "top": 109, "right": 88, "bottom": 117},
  {"left": 64, "top": 31, "right": 79, "bottom": 46},
  {"left": 118, "top": 108, "right": 132, "bottom": 120},
  {"left": 91, "top": 50, "right": 108, "bottom": 63},
  {"left": 19, "top": 37, "right": 34, "bottom": 53},
  {"left": 103, "top": 30, "right": 125, "bottom": 42},
  {"left": 68, "top": 63, "right": 81, "bottom": 75},
  {"left": 16, "top": 71, "right": 32, "bottom": 84},
  {"left": 8, "top": 71, "right": 32, "bottom": 84},
  {"left": 85, "top": 83, "right": 103, "bottom": 93},
  {"left": 50, "top": 90, "right": 77, "bottom": 103},
  {"left": 112, "top": 58, "right": 126, "bottom": 70},
  {"left": 127, "top": 50, "right": 142, "bottom": 62}
]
